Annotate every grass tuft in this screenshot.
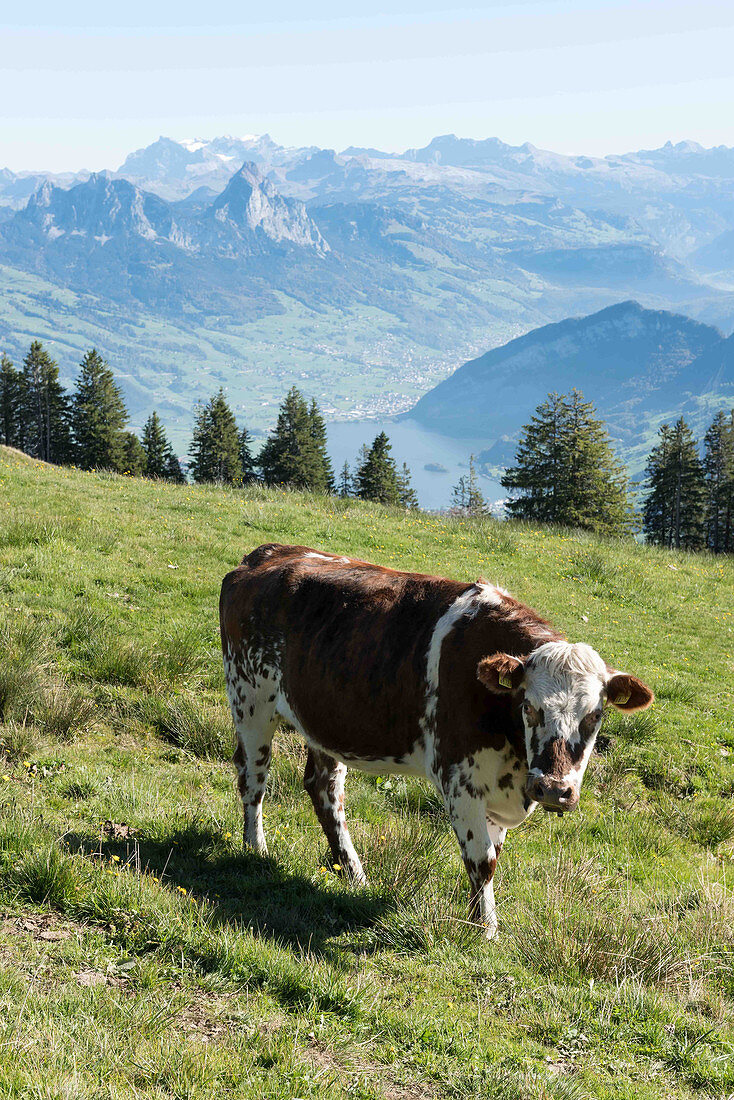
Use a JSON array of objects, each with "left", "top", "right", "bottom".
[
  {"left": 0, "top": 719, "right": 38, "bottom": 762},
  {"left": 7, "top": 843, "right": 79, "bottom": 907},
  {"left": 33, "top": 680, "right": 98, "bottom": 742},
  {"left": 155, "top": 695, "right": 234, "bottom": 760}
]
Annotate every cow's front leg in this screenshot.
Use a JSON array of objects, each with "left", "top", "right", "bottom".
[
  {"left": 443, "top": 786, "right": 503, "bottom": 939},
  {"left": 304, "top": 749, "right": 367, "bottom": 885}
]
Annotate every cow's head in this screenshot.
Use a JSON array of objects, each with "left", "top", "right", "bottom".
[{"left": 477, "top": 640, "right": 653, "bottom": 813}]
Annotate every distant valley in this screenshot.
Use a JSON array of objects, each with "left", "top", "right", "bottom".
[{"left": 1, "top": 132, "right": 734, "bottom": 475}]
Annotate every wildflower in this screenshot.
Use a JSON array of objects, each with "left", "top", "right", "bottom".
[
  {"left": 177, "top": 886, "right": 187, "bottom": 894},
  {"left": 224, "top": 831, "right": 232, "bottom": 840}
]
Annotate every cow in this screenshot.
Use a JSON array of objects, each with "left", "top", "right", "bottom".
[{"left": 219, "top": 543, "right": 654, "bottom": 938}]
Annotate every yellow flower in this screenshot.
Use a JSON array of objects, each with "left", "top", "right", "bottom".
[
  {"left": 111, "top": 854, "right": 120, "bottom": 862},
  {"left": 224, "top": 831, "right": 232, "bottom": 840},
  {"left": 177, "top": 886, "right": 187, "bottom": 894}
]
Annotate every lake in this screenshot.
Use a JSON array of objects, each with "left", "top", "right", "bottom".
[{"left": 326, "top": 418, "right": 504, "bottom": 511}]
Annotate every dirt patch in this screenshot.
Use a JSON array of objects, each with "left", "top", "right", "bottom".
[
  {"left": 301, "top": 1035, "right": 434, "bottom": 1100},
  {"left": 0, "top": 912, "right": 84, "bottom": 942}
]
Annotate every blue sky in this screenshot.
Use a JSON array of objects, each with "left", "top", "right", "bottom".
[{"left": 3, "top": 0, "right": 734, "bottom": 171}]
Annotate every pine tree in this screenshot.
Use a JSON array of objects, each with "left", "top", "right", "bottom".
[
  {"left": 451, "top": 475, "right": 469, "bottom": 513},
  {"left": 189, "top": 390, "right": 242, "bottom": 484},
  {"left": 121, "top": 432, "right": 147, "bottom": 476},
  {"left": 307, "top": 398, "right": 334, "bottom": 494},
  {"left": 703, "top": 410, "right": 734, "bottom": 554},
  {"left": 355, "top": 432, "right": 401, "bottom": 505},
  {"left": 643, "top": 418, "right": 705, "bottom": 550},
  {"left": 71, "top": 348, "right": 128, "bottom": 471},
  {"left": 502, "top": 390, "right": 633, "bottom": 534},
  {"left": 337, "top": 461, "right": 352, "bottom": 498},
  {"left": 21, "top": 341, "right": 72, "bottom": 464},
  {"left": 466, "top": 455, "right": 488, "bottom": 516},
  {"left": 259, "top": 387, "right": 332, "bottom": 492},
  {"left": 0, "top": 354, "right": 23, "bottom": 449},
  {"left": 397, "top": 462, "right": 420, "bottom": 509},
  {"left": 239, "top": 427, "right": 258, "bottom": 485},
  {"left": 141, "top": 411, "right": 183, "bottom": 481},
  {"left": 642, "top": 425, "right": 675, "bottom": 547}
]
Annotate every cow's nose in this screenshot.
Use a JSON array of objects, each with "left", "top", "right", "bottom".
[{"left": 525, "top": 777, "right": 578, "bottom": 811}]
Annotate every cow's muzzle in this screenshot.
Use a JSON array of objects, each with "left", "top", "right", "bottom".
[{"left": 525, "top": 776, "right": 579, "bottom": 814}]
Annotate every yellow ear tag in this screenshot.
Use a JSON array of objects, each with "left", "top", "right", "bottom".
[
  {"left": 614, "top": 690, "right": 631, "bottom": 705},
  {"left": 498, "top": 673, "right": 513, "bottom": 689}
]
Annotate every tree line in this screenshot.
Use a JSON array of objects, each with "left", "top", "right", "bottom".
[
  {"left": 3, "top": 340, "right": 732, "bottom": 552},
  {"left": 0, "top": 342, "right": 419, "bottom": 507},
  {"left": 498, "top": 388, "right": 734, "bottom": 553},
  {"left": 0, "top": 343, "right": 184, "bottom": 480},
  {"left": 190, "top": 385, "right": 418, "bottom": 507}
]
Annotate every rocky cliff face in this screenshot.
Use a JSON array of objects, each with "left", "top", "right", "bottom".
[{"left": 207, "top": 164, "right": 328, "bottom": 254}]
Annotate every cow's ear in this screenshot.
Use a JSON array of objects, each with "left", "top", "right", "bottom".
[
  {"left": 606, "top": 672, "right": 654, "bottom": 711},
  {"left": 477, "top": 653, "right": 524, "bottom": 694}
]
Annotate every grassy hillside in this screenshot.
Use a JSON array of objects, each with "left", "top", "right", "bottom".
[{"left": 1, "top": 446, "right": 733, "bottom": 1100}]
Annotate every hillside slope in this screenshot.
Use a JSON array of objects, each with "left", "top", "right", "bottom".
[
  {"left": 1, "top": 449, "right": 733, "bottom": 1098},
  {"left": 409, "top": 300, "right": 732, "bottom": 471}
]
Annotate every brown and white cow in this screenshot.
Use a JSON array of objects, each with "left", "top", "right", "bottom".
[{"left": 219, "top": 543, "right": 653, "bottom": 938}]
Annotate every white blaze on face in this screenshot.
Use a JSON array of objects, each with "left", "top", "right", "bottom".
[{"left": 522, "top": 641, "right": 607, "bottom": 801}]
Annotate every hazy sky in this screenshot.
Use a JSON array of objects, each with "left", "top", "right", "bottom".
[{"left": 3, "top": 0, "right": 734, "bottom": 171}]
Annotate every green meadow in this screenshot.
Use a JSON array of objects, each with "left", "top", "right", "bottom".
[{"left": 0, "top": 444, "right": 733, "bottom": 1100}]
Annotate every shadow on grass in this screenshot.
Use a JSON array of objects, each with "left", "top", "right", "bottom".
[{"left": 66, "top": 822, "right": 390, "bottom": 957}]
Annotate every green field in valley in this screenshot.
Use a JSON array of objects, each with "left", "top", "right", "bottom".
[{"left": 0, "top": 445, "right": 733, "bottom": 1099}]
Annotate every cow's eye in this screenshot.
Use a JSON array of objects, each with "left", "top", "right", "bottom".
[
  {"left": 523, "top": 701, "right": 540, "bottom": 725},
  {"left": 580, "top": 709, "right": 603, "bottom": 735}
]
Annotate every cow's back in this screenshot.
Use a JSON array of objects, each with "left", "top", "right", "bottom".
[{"left": 220, "top": 543, "right": 468, "bottom": 762}]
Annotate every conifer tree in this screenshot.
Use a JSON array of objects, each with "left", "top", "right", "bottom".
[
  {"left": 71, "top": 348, "right": 128, "bottom": 470},
  {"left": 355, "top": 432, "right": 401, "bottom": 505},
  {"left": 337, "top": 461, "right": 352, "bottom": 498},
  {"left": 0, "top": 354, "right": 23, "bottom": 449},
  {"left": 703, "top": 410, "right": 734, "bottom": 554},
  {"left": 502, "top": 390, "right": 632, "bottom": 534},
  {"left": 451, "top": 475, "right": 469, "bottom": 513},
  {"left": 121, "top": 432, "right": 146, "bottom": 476},
  {"left": 452, "top": 456, "right": 488, "bottom": 516},
  {"left": 643, "top": 418, "right": 705, "bottom": 549},
  {"left": 259, "top": 387, "right": 332, "bottom": 492},
  {"left": 642, "top": 425, "right": 675, "bottom": 547},
  {"left": 239, "top": 427, "right": 258, "bottom": 485},
  {"left": 21, "top": 341, "right": 72, "bottom": 463},
  {"left": 397, "top": 462, "right": 420, "bottom": 509},
  {"left": 141, "top": 411, "right": 183, "bottom": 481},
  {"left": 189, "top": 389, "right": 242, "bottom": 484},
  {"left": 308, "top": 398, "right": 334, "bottom": 493}
]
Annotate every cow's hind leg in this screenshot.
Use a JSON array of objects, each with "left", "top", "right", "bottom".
[
  {"left": 224, "top": 658, "right": 278, "bottom": 854},
  {"left": 232, "top": 720, "right": 277, "bottom": 854},
  {"left": 304, "top": 749, "right": 367, "bottom": 885}
]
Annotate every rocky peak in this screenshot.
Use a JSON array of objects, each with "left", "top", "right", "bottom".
[{"left": 208, "top": 162, "right": 328, "bottom": 253}]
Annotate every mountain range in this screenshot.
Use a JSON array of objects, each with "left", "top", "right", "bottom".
[{"left": 1, "top": 133, "right": 734, "bottom": 451}]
